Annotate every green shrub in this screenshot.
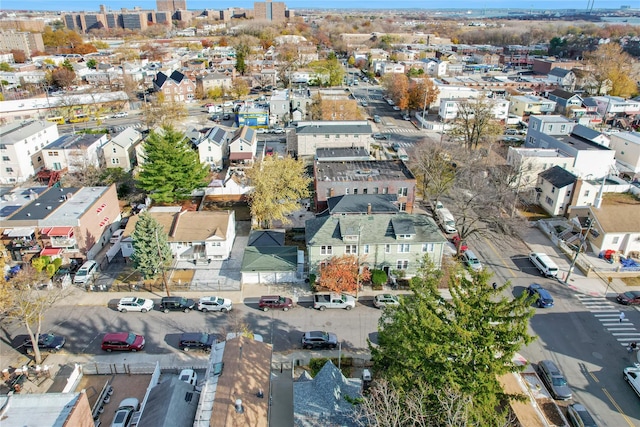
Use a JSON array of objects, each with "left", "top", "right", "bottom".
[{"left": 371, "top": 269, "right": 387, "bottom": 286}]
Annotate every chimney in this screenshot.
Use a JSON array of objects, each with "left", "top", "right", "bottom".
[
  {"left": 235, "top": 399, "right": 244, "bottom": 414},
  {"left": 367, "top": 203, "right": 372, "bottom": 215}
]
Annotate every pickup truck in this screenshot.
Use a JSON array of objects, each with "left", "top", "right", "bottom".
[{"left": 313, "top": 293, "right": 356, "bottom": 311}]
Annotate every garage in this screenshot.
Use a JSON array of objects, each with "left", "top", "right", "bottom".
[{"left": 241, "top": 247, "right": 298, "bottom": 285}]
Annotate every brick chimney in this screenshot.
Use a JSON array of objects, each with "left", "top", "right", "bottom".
[{"left": 367, "top": 203, "right": 372, "bottom": 215}]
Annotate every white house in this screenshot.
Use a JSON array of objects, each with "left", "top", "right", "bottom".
[
  {"left": 609, "top": 132, "right": 640, "bottom": 180},
  {"left": 42, "top": 133, "right": 107, "bottom": 173},
  {"left": 100, "top": 127, "right": 142, "bottom": 172},
  {"left": 198, "top": 126, "right": 231, "bottom": 171},
  {"left": 228, "top": 126, "right": 257, "bottom": 166},
  {"left": 0, "top": 120, "right": 59, "bottom": 184},
  {"left": 121, "top": 209, "right": 236, "bottom": 262},
  {"left": 537, "top": 165, "right": 577, "bottom": 216},
  {"left": 438, "top": 98, "right": 509, "bottom": 121},
  {"left": 506, "top": 147, "right": 575, "bottom": 191},
  {"left": 289, "top": 120, "right": 373, "bottom": 160}
]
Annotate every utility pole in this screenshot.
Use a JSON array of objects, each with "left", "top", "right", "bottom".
[{"left": 565, "top": 216, "right": 593, "bottom": 284}]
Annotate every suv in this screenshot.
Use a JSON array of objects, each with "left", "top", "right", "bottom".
[
  {"left": 160, "top": 296, "right": 196, "bottom": 313},
  {"left": 117, "top": 296, "right": 154, "bottom": 313},
  {"left": 198, "top": 296, "right": 233, "bottom": 312},
  {"left": 301, "top": 331, "right": 338, "bottom": 349},
  {"left": 24, "top": 333, "right": 66, "bottom": 354},
  {"left": 101, "top": 332, "right": 145, "bottom": 352},
  {"left": 258, "top": 295, "right": 293, "bottom": 312},
  {"left": 111, "top": 398, "right": 139, "bottom": 427},
  {"left": 537, "top": 359, "right": 572, "bottom": 400},
  {"left": 566, "top": 403, "right": 597, "bottom": 427},
  {"left": 373, "top": 294, "right": 400, "bottom": 309},
  {"left": 460, "top": 250, "right": 483, "bottom": 272},
  {"left": 179, "top": 332, "right": 216, "bottom": 352}
]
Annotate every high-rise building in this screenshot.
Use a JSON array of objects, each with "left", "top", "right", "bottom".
[
  {"left": 157, "top": 0, "right": 186, "bottom": 12},
  {"left": 254, "top": 1, "right": 288, "bottom": 22},
  {"left": 0, "top": 31, "right": 44, "bottom": 57}
]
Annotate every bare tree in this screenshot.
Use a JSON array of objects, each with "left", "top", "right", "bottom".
[
  {"left": 447, "top": 96, "right": 503, "bottom": 151},
  {"left": 410, "top": 141, "right": 458, "bottom": 202}
]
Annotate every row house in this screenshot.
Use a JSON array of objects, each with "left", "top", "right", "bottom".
[
  {"left": 547, "top": 68, "right": 577, "bottom": 92},
  {"left": 314, "top": 160, "right": 416, "bottom": 213},
  {"left": 438, "top": 97, "right": 509, "bottom": 122},
  {"left": 42, "top": 133, "right": 107, "bottom": 173},
  {"left": 506, "top": 146, "right": 574, "bottom": 191},
  {"left": 547, "top": 89, "right": 583, "bottom": 116},
  {"left": 584, "top": 96, "right": 640, "bottom": 129},
  {"left": 419, "top": 58, "right": 448, "bottom": 77},
  {"left": 152, "top": 70, "right": 195, "bottom": 102},
  {"left": 0, "top": 120, "right": 59, "bottom": 184},
  {"left": 197, "top": 126, "right": 231, "bottom": 171},
  {"left": 288, "top": 120, "right": 373, "bottom": 161},
  {"left": 1, "top": 185, "right": 120, "bottom": 262},
  {"left": 229, "top": 126, "right": 257, "bottom": 167},
  {"left": 372, "top": 61, "right": 406, "bottom": 76},
  {"left": 196, "top": 72, "right": 233, "bottom": 95}
]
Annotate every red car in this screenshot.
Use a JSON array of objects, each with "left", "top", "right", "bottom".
[
  {"left": 258, "top": 295, "right": 293, "bottom": 311},
  {"left": 617, "top": 291, "right": 640, "bottom": 305},
  {"left": 101, "top": 332, "right": 145, "bottom": 352},
  {"left": 265, "top": 147, "right": 274, "bottom": 156},
  {"left": 451, "top": 235, "right": 468, "bottom": 252}
]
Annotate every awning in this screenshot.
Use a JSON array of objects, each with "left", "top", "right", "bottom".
[
  {"left": 3, "top": 228, "right": 35, "bottom": 238},
  {"left": 43, "top": 226, "right": 74, "bottom": 237},
  {"left": 229, "top": 152, "right": 253, "bottom": 160},
  {"left": 40, "top": 248, "right": 63, "bottom": 256}
]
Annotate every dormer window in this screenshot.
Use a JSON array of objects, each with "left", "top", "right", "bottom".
[{"left": 397, "top": 234, "right": 414, "bottom": 239}]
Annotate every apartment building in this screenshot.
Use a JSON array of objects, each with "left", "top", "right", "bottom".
[
  {"left": 254, "top": 0, "right": 289, "bottom": 21},
  {"left": 42, "top": 133, "right": 107, "bottom": 173},
  {"left": 0, "top": 31, "right": 44, "bottom": 58}
]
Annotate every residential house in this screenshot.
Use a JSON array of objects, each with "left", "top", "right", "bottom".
[
  {"left": 547, "top": 89, "right": 583, "bottom": 116},
  {"left": 153, "top": 70, "right": 196, "bottom": 103},
  {"left": 137, "top": 377, "right": 199, "bottom": 427},
  {"left": 305, "top": 213, "right": 447, "bottom": 277},
  {"left": 195, "top": 72, "right": 232, "bottom": 95},
  {"left": 294, "top": 361, "right": 361, "bottom": 427},
  {"left": 241, "top": 229, "right": 298, "bottom": 284},
  {"left": 121, "top": 209, "right": 236, "bottom": 263},
  {"left": 229, "top": 126, "right": 257, "bottom": 166},
  {"left": 208, "top": 336, "right": 271, "bottom": 427},
  {"left": 372, "top": 61, "right": 406, "bottom": 76},
  {"left": 438, "top": 98, "right": 509, "bottom": 121},
  {"left": 420, "top": 57, "right": 448, "bottom": 77},
  {"left": 0, "top": 392, "right": 94, "bottom": 426},
  {"left": 547, "top": 68, "right": 576, "bottom": 92},
  {"left": 100, "top": 127, "right": 142, "bottom": 172},
  {"left": 584, "top": 96, "right": 640, "bottom": 129},
  {"left": 609, "top": 132, "right": 640, "bottom": 180},
  {"left": 42, "top": 133, "right": 107, "bottom": 173},
  {"left": 526, "top": 116, "right": 615, "bottom": 179},
  {"left": 509, "top": 95, "right": 557, "bottom": 122},
  {"left": 198, "top": 126, "right": 230, "bottom": 171},
  {"left": 506, "top": 147, "right": 574, "bottom": 191},
  {"left": 0, "top": 120, "right": 59, "bottom": 184},
  {"left": 570, "top": 195, "right": 640, "bottom": 258},
  {"left": 314, "top": 160, "right": 416, "bottom": 213},
  {"left": 0, "top": 185, "right": 121, "bottom": 262},
  {"left": 269, "top": 89, "right": 291, "bottom": 125},
  {"left": 288, "top": 121, "right": 373, "bottom": 161},
  {"left": 537, "top": 166, "right": 577, "bottom": 216}
]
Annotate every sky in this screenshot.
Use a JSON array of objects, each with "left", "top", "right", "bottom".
[{"left": 0, "top": 0, "right": 635, "bottom": 12}]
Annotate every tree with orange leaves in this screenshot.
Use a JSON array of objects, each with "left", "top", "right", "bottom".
[{"left": 318, "top": 255, "right": 371, "bottom": 294}]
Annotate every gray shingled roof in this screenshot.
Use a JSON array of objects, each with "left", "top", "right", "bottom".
[
  {"left": 296, "top": 122, "right": 372, "bottom": 135},
  {"left": 327, "top": 194, "right": 398, "bottom": 214},
  {"left": 293, "top": 361, "right": 361, "bottom": 427},
  {"left": 248, "top": 230, "right": 285, "bottom": 247},
  {"left": 549, "top": 88, "right": 579, "bottom": 101},
  {"left": 137, "top": 377, "right": 200, "bottom": 427},
  {"left": 538, "top": 165, "right": 577, "bottom": 188},
  {"left": 306, "top": 214, "right": 447, "bottom": 246},
  {"left": 241, "top": 246, "right": 297, "bottom": 272},
  {"left": 570, "top": 124, "right": 602, "bottom": 142},
  {"left": 549, "top": 67, "right": 571, "bottom": 78}
]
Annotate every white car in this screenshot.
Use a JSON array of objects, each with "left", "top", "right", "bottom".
[
  {"left": 110, "top": 229, "right": 124, "bottom": 244},
  {"left": 198, "top": 296, "right": 233, "bottom": 312},
  {"left": 112, "top": 112, "right": 128, "bottom": 118},
  {"left": 624, "top": 364, "right": 640, "bottom": 398},
  {"left": 111, "top": 398, "right": 139, "bottom": 427},
  {"left": 179, "top": 369, "right": 197, "bottom": 386},
  {"left": 460, "top": 250, "right": 483, "bottom": 272},
  {"left": 117, "top": 297, "right": 154, "bottom": 313},
  {"left": 373, "top": 294, "right": 400, "bottom": 309}
]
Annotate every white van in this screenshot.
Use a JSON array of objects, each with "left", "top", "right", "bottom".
[
  {"left": 529, "top": 252, "right": 559, "bottom": 277},
  {"left": 436, "top": 208, "right": 457, "bottom": 234},
  {"left": 73, "top": 260, "right": 98, "bottom": 284}
]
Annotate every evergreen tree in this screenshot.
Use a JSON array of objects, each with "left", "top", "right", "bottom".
[
  {"left": 130, "top": 213, "right": 172, "bottom": 281},
  {"left": 137, "top": 126, "right": 209, "bottom": 203},
  {"left": 370, "top": 260, "right": 535, "bottom": 426}
]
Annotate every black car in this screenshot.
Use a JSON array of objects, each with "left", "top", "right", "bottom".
[
  {"left": 24, "top": 333, "right": 66, "bottom": 354},
  {"left": 160, "top": 296, "right": 196, "bottom": 313},
  {"left": 301, "top": 331, "right": 338, "bottom": 350},
  {"left": 223, "top": 113, "right": 231, "bottom": 120},
  {"left": 179, "top": 332, "right": 216, "bottom": 352},
  {"left": 616, "top": 291, "right": 640, "bottom": 305}
]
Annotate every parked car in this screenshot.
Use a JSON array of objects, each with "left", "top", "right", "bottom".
[
  {"left": 179, "top": 369, "right": 197, "bottom": 386},
  {"left": 566, "top": 403, "right": 598, "bottom": 427},
  {"left": 273, "top": 127, "right": 285, "bottom": 134},
  {"left": 160, "top": 296, "right": 196, "bottom": 313},
  {"left": 373, "top": 115, "right": 381, "bottom": 123},
  {"left": 23, "top": 333, "right": 66, "bottom": 354},
  {"left": 265, "top": 147, "right": 274, "bottom": 156},
  {"left": 179, "top": 332, "right": 216, "bottom": 352},
  {"left": 616, "top": 291, "right": 640, "bottom": 305},
  {"left": 119, "top": 217, "right": 130, "bottom": 229},
  {"left": 223, "top": 113, "right": 231, "bottom": 120},
  {"left": 258, "top": 295, "right": 293, "bottom": 311},
  {"left": 101, "top": 332, "right": 145, "bottom": 352},
  {"left": 623, "top": 365, "right": 640, "bottom": 398},
  {"left": 112, "top": 112, "right": 128, "bottom": 118},
  {"left": 527, "top": 284, "right": 554, "bottom": 308},
  {"left": 402, "top": 114, "right": 411, "bottom": 121},
  {"left": 198, "top": 296, "right": 232, "bottom": 312},
  {"left": 537, "top": 359, "right": 572, "bottom": 400},
  {"left": 372, "top": 133, "right": 388, "bottom": 140},
  {"left": 257, "top": 128, "right": 267, "bottom": 134},
  {"left": 373, "top": 294, "right": 400, "bottom": 309},
  {"left": 361, "top": 101, "right": 368, "bottom": 107},
  {"left": 301, "top": 331, "right": 338, "bottom": 349},
  {"left": 111, "top": 398, "right": 139, "bottom": 427},
  {"left": 117, "top": 296, "right": 154, "bottom": 313},
  {"left": 460, "top": 250, "right": 483, "bottom": 271},
  {"left": 392, "top": 106, "right": 400, "bottom": 111},
  {"left": 73, "top": 260, "right": 98, "bottom": 284}
]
